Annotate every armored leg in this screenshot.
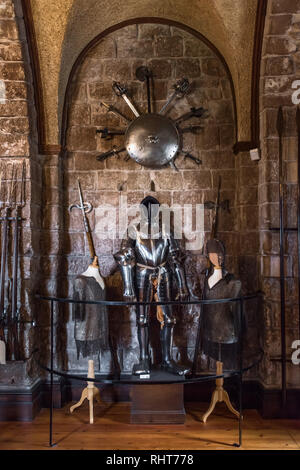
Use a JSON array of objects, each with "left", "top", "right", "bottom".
[
  {"left": 160, "top": 325, "right": 190, "bottom": 376},
  {"left": 157, "top": 271, "right": 190, "bottom": 376},
  {"left": 133, "top": 268, "right": 152, "bottom": 375},
  {"left": 133, "top": 323, "right": 150, "bottom": 375}
]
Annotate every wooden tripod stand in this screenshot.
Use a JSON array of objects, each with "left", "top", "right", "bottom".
[
  {"left": 70, "top": 360, "right": 101, "bottom": 424},
  {"left": 202, "top": 360, "right": 240, "bottom": 423}
]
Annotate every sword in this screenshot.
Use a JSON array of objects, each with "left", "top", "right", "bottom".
[
  {"left": 69, "top": 179, "right": 95, "bottom": 260},
  {"left": 175, "top": 106, "right": 208, "bottom": 125},
  {"left": 181, "top": 150, "right": 202, "bottom": 166},
  {"left": 96, "top": 146, "right": 126, "bottom": 162},
  {"left": 96, "top": 128, "right": 125, "bottom": 140},
  {"left": 100, "top": 101, "right": 131, "bottom": 124},
  {"left": 112, "top": 82, "right": 140, "bottom": 118},
  {"left": 159, "top": 78, "right": 190, "bottom": 115},
  {"left": 136, "top": 66, "right": 152, "bottom": 113}
]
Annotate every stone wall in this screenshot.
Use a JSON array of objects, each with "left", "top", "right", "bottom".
[
  {"left": 60, "top": 23, "right": 248, "bottom": 374},
  {"left": 259, "top": 0, "right": 300, "bottom": 387},
  {"left": 0, "top": 0, "right": 41, "bottom": 380}
]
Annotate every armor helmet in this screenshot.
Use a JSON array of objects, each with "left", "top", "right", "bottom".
[{"left": 140, "top": 196, "right": 160, "bottom": 229}]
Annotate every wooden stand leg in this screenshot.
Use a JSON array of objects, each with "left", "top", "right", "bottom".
[
  {"left": 201, "top": 361, "right": 240, "bottom": 423},
  {"left": 69, "top": 360, "right": 101, "bottom": 424},
  {"left": 202, "top": 389, "right": 219, "bottom": 423}
]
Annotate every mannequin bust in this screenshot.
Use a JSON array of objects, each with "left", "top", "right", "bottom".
[
  {"left": 207, "top": 252, "right": 223, "bottom": 289},
  {"left": 73, "top": 256, "right": 108, "bottom": 359},
  {"left": 201, "top": 238, "right": 242, "bottom": 422},
  {"left": 202, "top": 239, "right": 242, "bottom": 349},
  {"left": 82, "top": 256, "right": 105, "bottom": 290}
]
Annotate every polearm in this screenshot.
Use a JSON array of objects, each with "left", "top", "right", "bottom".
[
  {"left": 192, "top": 178, "right": 224, "bottom": 376},
  {"left": 296, "top": 107, "right": 300, "bottom": 339},
  {"left": 69, "top": 179, "right": 95, "bottom": 262},
  {"left": 0, "top": 169, "right": 12, "bottom": 343},
  {"left": 211, "top": 176, "right": 221, "bottom": 239},
  {"left": 10, "top": 160, "right": 26, "bottom": 360},
  {"left": 5, "top": 163, "right": 18, "bottom": 361},
  {"left": 0, "top": 169, "right": 5, "bottom": 359},
  {"left": 277, "top": 106, "right": 286, "bottom": 408}
]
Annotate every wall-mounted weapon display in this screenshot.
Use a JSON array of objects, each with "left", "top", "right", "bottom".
[
  {"left": 96, "top": 67, "right": 209, "bottom": 169},
  {"left": 0, "top": 160, "right": 26, "bottom": 363}
]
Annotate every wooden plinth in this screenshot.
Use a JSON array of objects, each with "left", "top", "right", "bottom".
[{"left": 130, "top": 369, "right": 185, "bottom": 424}]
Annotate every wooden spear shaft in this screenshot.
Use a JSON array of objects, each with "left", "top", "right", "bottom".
[{"left": 277, "top": 106, "right": 286, "bottom": 408}]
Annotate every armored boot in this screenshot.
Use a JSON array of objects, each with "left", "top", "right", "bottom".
[
  {"left": 160, "top": 325, "right": 190, "bottom": 376},
  {"left": 132, "top": 325, "right": 151, "bottom": 375}
]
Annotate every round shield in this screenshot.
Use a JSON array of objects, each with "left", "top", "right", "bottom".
[{"left": 125, "top": 114, "right": 179, "bottom": 168}]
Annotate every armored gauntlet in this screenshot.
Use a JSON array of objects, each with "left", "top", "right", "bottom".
[{"left": 114, "top": 247, "right": 136, "bottom": 301}]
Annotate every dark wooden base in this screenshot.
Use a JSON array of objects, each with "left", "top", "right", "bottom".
[
  {"left": 0, "top": 380, "right": 42, "bottom": 422},
  {"left": 131, "top": 383, "right": 185, "bottom": 424}
]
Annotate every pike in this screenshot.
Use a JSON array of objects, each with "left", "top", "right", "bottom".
[
  {"left": 277, "top": 106, "right": 286, "bottom": 408},
  {"left": 296, "top": 106, "right": 300, "bottom": 339},
  {"left": 159, "top": 78, "right": 190, "bottom": 115},
  {"left": 69, "top": 179, "right": 95, "bottom": 261},
  {"left": 0, "top": 168, "right": 5, "bottom": 364},
  {"left": 210, "top": 176, "right": 221, "bottom": 239},
  {"left": 204, "top": 176, "right": 230, "bottom": 239},
  {"left": 10, "top": 160, "right": 26, "bottom": 360},
  {"left": 0, "top": 163, "right": 17, "bottom": 362},
  {"left": 112, "top": 82, "right": 140, "bottom": 118}
]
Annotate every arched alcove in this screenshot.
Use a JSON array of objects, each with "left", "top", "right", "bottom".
[
  {"left": 62, "top": 22, "right": 240, "bottom": 373},
  {"left": 27, "top": 0, "right": 259, "bottom": 149}
]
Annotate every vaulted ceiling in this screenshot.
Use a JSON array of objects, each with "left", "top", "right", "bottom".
[{"left": 29, "top": 0, "right": 259, "bottom": 148}]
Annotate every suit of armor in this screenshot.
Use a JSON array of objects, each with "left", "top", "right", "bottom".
[{"left": 114, "top": 197, "right": 190, "bottom": 376}]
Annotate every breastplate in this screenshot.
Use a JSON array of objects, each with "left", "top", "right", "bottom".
[{"left": 134, "top": 234, "right": 169, "bottom": 267}]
